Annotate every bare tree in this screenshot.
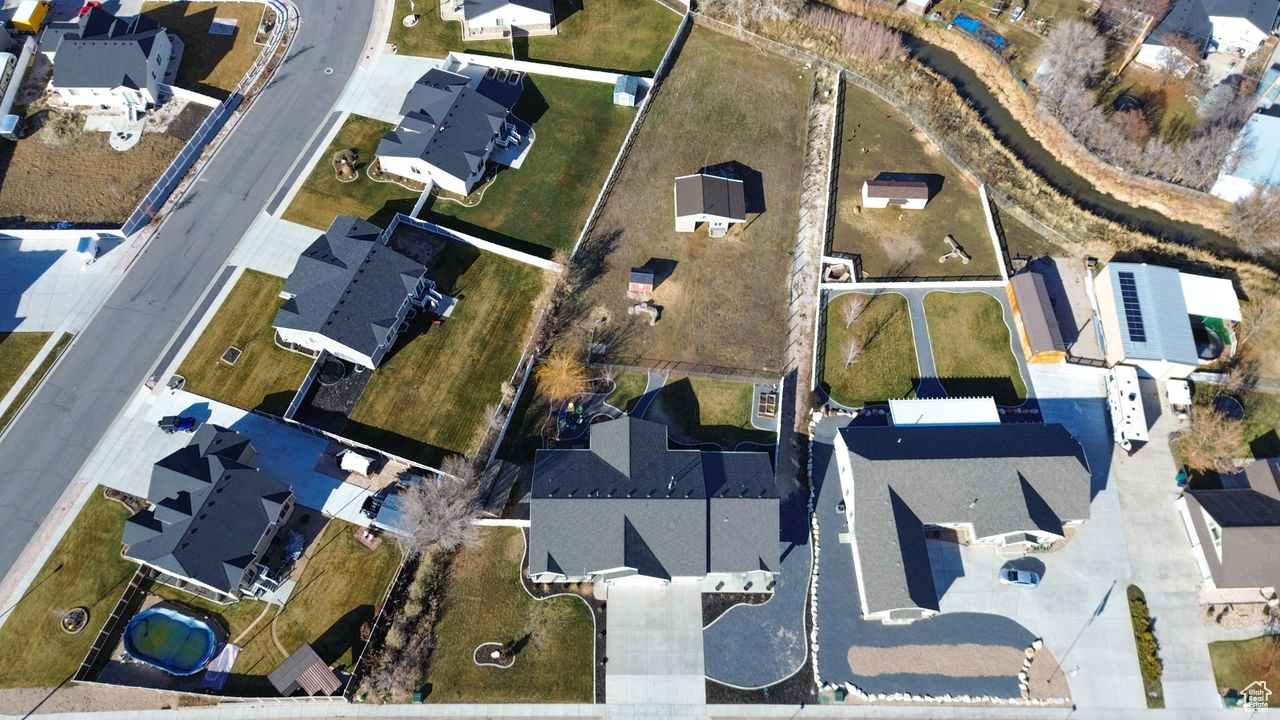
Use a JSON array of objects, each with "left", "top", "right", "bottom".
[
  {"left": 1156, "top": 33, "right": 1203, "bottom": 85},
  {"left": 842, "top": 336, "right": 862, "bottom": 368},
  {"left": 801, "top": 5, "right": 905, "bottom": 62},
  {"left": 534, "top": 350, "right": 589, "bottom": 403},
  {"left": 399, "top": 471, "right": 480, "bottom": 558},
  {"left": 1176, "top": 405, "right": 1246, "bottom": 473},
  {"left": 1229, "top": 187, "right": 1280, "bottom": 257},
  {"left": 840, "top": 294, "right": 867, "bottom": 329},
  {"left": 1235, "top": 294, "right": 1280, "bottom": 353},
  {"left": 1040, "top": 20, "right": 1107, "bottom": 87}
]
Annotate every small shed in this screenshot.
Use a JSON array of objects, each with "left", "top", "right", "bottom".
[
  {"left": 1008, "top": 272, "right": 1067, "bottom": 363},
  {"left": 628, "top": 267, "right": 654, "bottom": 295},
  {"left": 674, "top": 173, "right": 747, "bottom": 237},
  {"left": 904, "top": 0, "right": 934, "bottom": 14},
  {"left": 613, "top": 75, "right": 640, "bottom": 107},
  {"left": 267, "top": 643, "right": 342, "bottom": 697},
  {"left": 862, "top": 179, "right": 930, "bottom": 210}
]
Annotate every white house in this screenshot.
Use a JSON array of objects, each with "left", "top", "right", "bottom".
[
  {"left": 861, "top": 178, "right": 930, "bottom": 209},
  {"left": 444, "top": 0, "right": 555, "bottom": 41},
  {"left": 46, "top": 6, "right": 171, "bottom": 117},
  {"left": 273, "top": 216, "right": 431, "bottom": 369},
  {"left": 377, "top": 67, "right": 527, "bottom": 196},
  {"left": 1135, "top": 0, "right": 1279, "bottom": 72},
  {"left": 1210, "top": 111, "right": 1280, "bottom": 201},
  {"left": 1094, "top": 262, "right": 1242, "bottom": 380},
  {"left": 673, "top": 173, "right": 746, "bottom": 237}
]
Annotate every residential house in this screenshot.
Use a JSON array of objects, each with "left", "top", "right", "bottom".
[
  {"left": 904, "top": 0, "right": 935, "bottom": 15},
  {"left": 445, "top": 0, "right": 556, "bottom": 41},
  {"left": 528, "top": 417, "right": 778, "bottom": 590},
  {"left": 377, "top": 67, "right": 526, "bottom": 196},
  {"left": 1176, "top": 458, "right": 1280, "bottom": 602},
  {"left": 122, "top": 425, "right": 295, "bottom": 604},
  {"left": 833, "top": 423, "right": 1092, "bottom": 623},
  {"left": 1135, "top": 0, "right": 1280, "bottom": 71},
  {"left": 1094, "top": 262, "right": 1242, "bottom": 379},
  {"left": 673, "top": 173, "right": 746, "bottom": 237},
  {"left": 46, "top": 6, "right": 172, "bottom": 116},
  {"left": 1008, "top": 271, "right": 1067, "bottom": 363},
  {"left": 1211, "top": 110, "right": 1280, "bottom": 201},
  {"left": 861, "top": 179, "right": 930, "bottom": 210},
  {"left": 273, "top": 216, "right": 430, "bottom": 370}
]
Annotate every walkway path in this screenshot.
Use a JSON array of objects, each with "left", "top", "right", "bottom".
[
  {"left": 605, "top": 580, "right": 706, "bottom": 705},
  {"left": 901, "top": 289, "right": 944, "bottom": 398},
  {"left": 629, "top": 369, "right": 667, "bottom": 418}
]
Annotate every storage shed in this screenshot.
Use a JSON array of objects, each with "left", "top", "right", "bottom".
[
  {"left": 1008, "top": 272, "right": 1067, "bottom": 363},
  {"left": 268, "top": 644, "right": 342, "bottom": 697},
  {"left": 862, "top": 179, "right": 930, "bottom": 209},
  {"left": 613, "top": 75, "right": 640, "bottom": 107}
]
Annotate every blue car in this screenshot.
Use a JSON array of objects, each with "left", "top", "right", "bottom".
[{"left": 158, "top": 415, "right": 199, "bottom": 434}]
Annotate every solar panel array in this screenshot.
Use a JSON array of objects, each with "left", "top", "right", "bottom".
[{"left": 1117, "top": 271, "right": 1147, "bottom": 343}]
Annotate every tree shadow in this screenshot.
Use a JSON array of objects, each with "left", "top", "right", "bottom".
[
  {"left": 933, "top": 375, "right": 1022, "bottom": 405},
  {"left": 699, "top": 161, "right": 766, "bottom": 214},
  {"left": 339, "top": 416, "right": 452, "bottom": 468},
  {"left": 505, "top": 631, "right": 533, "bottom": 657},
  {"left": 254, "top": 390, "right": 299, "bottom": 418}
]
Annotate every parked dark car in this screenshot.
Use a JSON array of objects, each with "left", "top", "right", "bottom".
[{"left": 158, "top": 415, "right": 199, "bottom": 434}]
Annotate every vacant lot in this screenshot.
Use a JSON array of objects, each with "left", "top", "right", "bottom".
[
  {"left": 425, "top": 75, "right": 636, "bottom": 254},
  {"left": 345, "top": 242, "right": 545, "bottom": 465},
  {"left": 0, "top": 332, "right": 49, "bottom": 400},
  {"left": 426, "top": 528, "right": 593, "bottom": 702},
  {"left": 997, "top": 206, "right": 1063, "bottom": 260},
  {"left": 0, "top": 109, "right": 188, "bottom": 225},
  {"left": 389, "top": 0, "right": 679, "bottom": 75},
  {"left": 176, "top": 269, "right": 314, "bottom": 416},
  {"left": 1209, "top": 635, "right": 1280, "bottom": 699},
  {"left": 580, "top": 27, "right": 810, "bottom": 373},
  {"left": 0, "top": 492, "right": 136, "bottom": 688},
  {"left": 0, "top": 332, "right": 71, "bottom": 434},
  {"left": 822, "top": 292, "right": 917, "bottom": 407},
  {"left": 645, "top": 375, "right": 773, "bottom": 448},
  {"left": 832, "top": 82, "right": 998, "bottom": 279},
  {"left": 282, "top": 115, "right": 417, "bottom": 230},
  {"left": 143, "top": 2, "right": 270, "bottom": 99},
  {"left": 923, "top": 291, "right": 1026, "bottom": 404}
]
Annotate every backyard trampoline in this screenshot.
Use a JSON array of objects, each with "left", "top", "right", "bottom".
[
  {"left": 122, "top": 605, "right": 219, "bottom": 676},
  {"left": 952, "top": 14, "right": 1008, "bottom": 50}
]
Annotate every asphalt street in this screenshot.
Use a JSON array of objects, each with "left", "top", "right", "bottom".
[{"left": 0, "top": 0, "right": 375, "bottom": 580}]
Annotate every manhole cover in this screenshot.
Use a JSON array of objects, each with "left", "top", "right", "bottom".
[{"left": 323, "top": 67, "right": 334, "bottom": 75}]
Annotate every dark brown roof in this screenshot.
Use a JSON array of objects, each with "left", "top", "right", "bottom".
[
  {"left": 674, "top": 174, "right": 746, "bottom": 221},
  {"left": 268, "top": 644, "right": 342, "bottom": 696},
  {"left": 1011, "top": 272, "right": 1066, "bottom": 354},
  {"left": 864, "top": 179, "right": 930, "bottom": 200}
]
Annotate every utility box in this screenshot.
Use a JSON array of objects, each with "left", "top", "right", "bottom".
[
  {"left": 0, "top": 114, "right": 23, "bottom": 141},
  {"left": 11, "top": 0, "right": 50, "bottom": 34}
]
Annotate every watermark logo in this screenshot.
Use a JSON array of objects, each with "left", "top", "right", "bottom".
[{"left": 1242, "top": 680, "right": 1271, "bottom": 708}]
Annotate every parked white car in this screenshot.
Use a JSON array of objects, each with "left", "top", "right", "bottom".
[{"left": 999, "top": 568, "right": 1041, "bottom": 587}]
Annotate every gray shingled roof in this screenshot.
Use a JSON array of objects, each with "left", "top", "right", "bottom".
[
  {"left": 1202, "top": 0, "right": 1279, "bottom": 35},
  {"left": 1104, "top": 262, "right": 1200, "bottom": 367},
  {"left": 529, "top": 417, "right": 777, "bottom": 579},
  {"left": 864, "top": 179, "right": 930, "bottom": 200},
  {"left": 1010, "top": 271, "right": 1066, "bottom": 355},
  {"left": 839, "top": 424, "right": 1091, "bottom": 616},
  {"left": 377, "top": 68, "right": 512, "bottom": 186},
  {"left": 675, "top": 174, "right": 746, "bottom": 221},
  {"left": 274, "top": 216, "right": 425, "bottom": 361},
  {"left": 1149, "top": 0, "right": 1212, "bottom": 43},
  {"left": 49, "top": 7, "right": 165, "bottom": 91},
  {"left": 1186, "top": 459, "right": 1280, "bottom": 589},
  {"left": 123, "top": 426, "right": 293, "bottom": 594}
]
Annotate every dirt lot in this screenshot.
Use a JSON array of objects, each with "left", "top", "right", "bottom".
[
  {"left": 579, "top": 26, "right": 810, "bottom": 374},
  {"left": 832, "top": 82, "right": 999, "bottom": 280},
  {"left": 0, "top": 106, "right": 201, "bottom": 225}
]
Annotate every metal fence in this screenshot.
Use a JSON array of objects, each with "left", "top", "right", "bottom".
[{"left": 74, "top": 569, "right": 147, "bottom": 681}]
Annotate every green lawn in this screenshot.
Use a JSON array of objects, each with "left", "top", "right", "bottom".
[
  {"left": 425, "top": 528, "right": 593, "bottom": 702},
  {"left": 579, "top": 27, "right": 810, "bottom": 372},
  {"left": 644, "top": 375, "right": 773, "bottom": 448},
  {"left": 923, "top": 291, "right": 1027, "bottom": 404},
  {"left": 832, "top": 81, "right": 999, "bottom": 279},
  {"left": 176, "top": 270, "right": 314, "bottom": 416},
  {"left": 345, "top": 242, "right": 545, "bottom": 465},
  {"left": 0, "top": 332, "right": 50, "bottom": 400},
  {"left": 143, "top": 2, "right": 271, "bottom": 99},
  {"left": 282, "top": 115, "right": 417, "bottom": 231},
  {"left": 0, "top": 492, "right": 136, "bottom": 688},
  {"left": 604, "top": 370, "right": 648, "bottom": 413},
  {"left": 1241, "top": 391, "right": 1280, "bottom": 459},
  {"left": 822, "top": 292, "right": 918, "bottom": 407},
  {"left": 423, "top": 74, "right": 636, "bottom": 254},
  {"left": 0, "top": 333, "right": 72, "bottom": 435},
  {"left": 1209, "top": 635, "right": 1280, "bottom": 699},
  {"left": 389, "top": 0, "right": 679, "bottom": 75}
]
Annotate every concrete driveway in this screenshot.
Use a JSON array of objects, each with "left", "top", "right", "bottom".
[
  {"left": 0, "top": 236, "right": 116, "bottom": 332},
  {"left": 605, "top": 579, "right": 706, "bottom": 706}
]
